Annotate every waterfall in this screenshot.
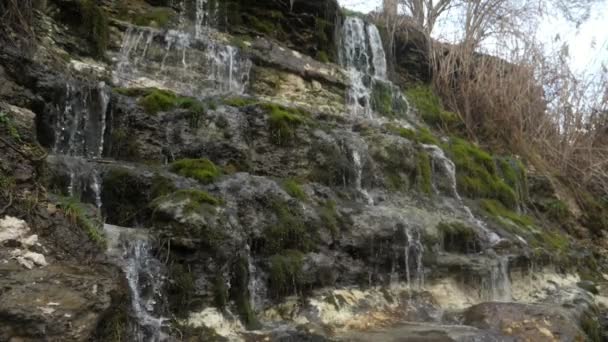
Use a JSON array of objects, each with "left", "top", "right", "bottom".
[
  {"left": 114, "top": 26, "right": 251, "bottom": 98},
  {"left": 424, "top": 144, "right": 501, "bottom": 245},
  {"left": 245, "top": 244, "right": 265, "bottom": 311},
  {"left": 484, "top": 256, "right": 512, "bottom": 302},
  {"left": 53, "top": 82, "right": 109, "bottom": 159},
  {"left": 104, "top": 224, "right": 168, "bottom": 341},
  {"left": 195, "top": 0, "right": 220, "bottom": 39},
  {"left": 351, "top": 149, "right": 374, "bottom": 205},
  {"left": 402, "top": 225, "right": 424, "bottom": 289},
  {"left": 340, "top": 17, "right": 388, "bottom": 118}
]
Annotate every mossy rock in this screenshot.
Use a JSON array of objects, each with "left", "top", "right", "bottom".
[
  {"left": 282, "top": 179, "right": 307, "bottom": 201},
  {"left": 102, "top": 168, "right": 150, "bottom": 227},
  {"left": 446, "top": 138, "right": 518, "bottom": 209},
  {"left": 416, "top": 151, "right": 432, "bottom": 194},
  {"left": 264, "top": 103, "right": 309, "bottom": 146},
  {"left": 385, "top": 124, "right": 440, "bottom": 146},
  {"left": 167, "top": 263, "right": 196, "bottom": 316},
  {"left": 405, "top": 85, "right": 460, "bottom": 129},
  {"left": 437, "top": 222, "right": 480, "bottom": 254},
  {"left": 170, "top": 158, "right": 221, "bottom": 184},
  {"left": 59, "top": 197, "right": 105, "bottom": 248},
  {"left": 260, "top": 199, "right": 316, "bottom": 255},
  {"left": 371, "top": 81, "right": 409, "bottom": 118}
]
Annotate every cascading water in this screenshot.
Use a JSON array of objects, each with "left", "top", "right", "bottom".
[
  {"left": 104, "top": 224, "right": 168, "bottom": 341},
  {"left": 340, "top": 17, "right": 386, "bottom": 118},
  {"left": 48, "top": 81, "right": 110, "bottom": 205},
  {"left": 423, "top": 144, "right": 501, "bottom": 245},
  {"left": 351, "top": 149, "right": 374, "bottom": 205},
  {"left": 114, "top": 23, "right": 251, "bottom": 98},
  {"left": 403, "top": 225, "right": 425, "bottom": 289},
  {"left": 53, "top": 82, "right": 109, "bottom": 159},
  {"left": 482, "top": 256, "right": 512, "bottom": 302}
]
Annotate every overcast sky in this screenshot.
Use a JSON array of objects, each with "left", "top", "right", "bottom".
[{"left": 338, "top": 0, "right": 608, "bottom": 74}]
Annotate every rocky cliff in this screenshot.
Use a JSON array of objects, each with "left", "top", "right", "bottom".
[{"left": 0, "top": 0, "right": 607, "bottom": 341}]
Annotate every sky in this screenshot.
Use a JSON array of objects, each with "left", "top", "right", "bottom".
[{"left": 338, "top": 0, "right": 608, "bottom": 74}]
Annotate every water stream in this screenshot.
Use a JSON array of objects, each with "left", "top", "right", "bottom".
[{"left": 104, "top": 224, "right": 168, "bottom": 341}]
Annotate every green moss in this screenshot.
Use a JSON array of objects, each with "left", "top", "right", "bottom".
[
  {"left": 447, "top": 138, "right": 517, "bottom": 208},
  {"left": 262, "top": 199, "right": 315, "bottom": 255},
  {"left": 416, "top": 151, "right": 432, "bottom": 194},
  {"left": 223, "top": 97, "right": 258, "bottom": 107},
  {"left": 316, "top": 51, "right": 330, "bottom": 63},
  {"left": 268, "top": 250, "right": 304, "bottom": 298},
  {"left": 282, "top": 179, "right": 307, "bottom": 201},
  {"left": 265, "top": 103, "right": 308, "bottom": 146},
  {"left": 168, "top": 263, "right": 195, "bottom": 315},
  {"left": 0, "top": 111, "right": 21, "bottom": 141},
  {"left": 170, "top": 158, "right": 221, "bottom": 184},
  {"left": 417, "top": 127, "right": 440, "bottom": 145},
  {"left": 496, "top": 157, "right": 528, "bottom": 206},
  {"left": 405, "top": 85, "right": 460, "bottom": 129},
  {"left": 320, "top": 200, "right": 340, "bottom": 238},
  {"left": 437, "top": 222, "right": 479, "bottom": 253},
  {"left": 171, "top": 189, "right": 221, "bottom": 207},
  {"left": 60, "top": 197, "right": 105, "bottom": 247},
  {"left": 139, "top": 88, "right": 178, "bottom": 114},
  {"left": 246, "top": 14, "right": 276, "bottom": 34},
  {"left": 481, "top": 199, "right": 533, "bottom": 227},
  {"left": 133, "top": 7, "right": 175, "bottom": 28},
  {"left": 79, "top": 0, "right": 109, "bottom": 58},
  {"left": 150, "top": 174, "right": 176, "bottom": 200}
]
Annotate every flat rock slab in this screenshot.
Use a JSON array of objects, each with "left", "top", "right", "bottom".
[{"left": 0, "top": 263, "right": 119, "bottom": 341}]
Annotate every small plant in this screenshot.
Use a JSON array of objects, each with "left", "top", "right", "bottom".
[
  {"left": 320, "top": 200, "right": 340, "bottom": 238},
  {"left": 416, "top": 151, "right": 432, "bottom": 194},
  {"left": 265, "top": 104, "right": 308, "bottom": 146},
  {"left": 282, "top": 179, "right": 307, "bottom": 201},
  {"left": 139, "top": 88, "right": 178, "bottom": 114},
  {"left": 481, "top": 199, "right": 533, "bottom": 227},
  {"left": 223, "top": 97, "right": 258, "bottom": 107},
  {"left": 268, "top": 250, "right": 304, "bottom": 298},
  {"left": 60, "top": 197, "right": 105, "bottom": 247},
  {"left": 0, "top": 111, "right": 21, "bottom": 141},
  {"left": 170, "top": 158, "right": 221, "bottom": 184}
]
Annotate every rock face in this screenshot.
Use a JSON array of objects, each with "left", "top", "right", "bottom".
[{"left": 1, "top": 0, "right": 607, "bottom": 341}]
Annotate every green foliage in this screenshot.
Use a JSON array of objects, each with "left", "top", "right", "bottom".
[
  {"left": 282, "top": 179, "right": 307, "bottom": 201},
  {"left": 496, "top": 157, "right": 528, "bottom": 205},
  {"left": 139, "top": 89, "right": 178, "bottom": 114},
  {"left": 268, "top": 250, "right": 304, "bottom": 298},
  {"left": 223, "top": 97, "right": 258, "bottom": 107},
  {"left": 481, "top": 199, "right": 533, "bottom": 227},
  {"left": 320, "top": 200, "right": 340, "bottom": 238},
  {"left": 246, "top": 14, "right": 276, "bottom": 34},
  {"left": 79, "top": 0, "right": 109, "bottom": 58},
  {"left": 371, "top": 82, "right": 408, "bottom": 118},
  {"left": 171, "top": 189, "right": 221, "bottom": 207},
  {"left": 372, "top": 143, "right": 417, "bottom": 192},
  {"left": 133, "top": 7, "right": 175, "bottom": 28},
  {"left": 579, "top": 192, "right": 608, "bottom": 235},
  {"left": 386, "top": 124, "right": 440, "bottom": 145},
  {"left": 231, "top": 258, "right": 261, "bottom": 329},
  {"left": 417, "top": 127, "right": 440, "bottom": 145},
  {"left": 170, "top": 158, "right": 221, "bottom": 184},
  {"left": 168, "top": 263, "right": 195, "bottom": 315},
  {"left": 416, "top": 151, "right": 432, "bottom": 194},
  {"left": 447, "top": 138, "right": 517, "bottom": 208},
  {"left": 60, "top": 197, "right": 105, "bottom": 247},
  {"left": 437, "top": 222, "right": 479, "bottom": 253},
  {"left": 316, "top": 51, "right": 330, "bottom": 63},
  {"left": 546, "top": 199, "right": 570, "bottom": 221},
  {"left": 150, "top": 174, "right": 176, "bottom": 200},
  {"left": 262, "top": 199, "right": 315, "bottom": 255},
  {"left": 406, "top": 85, "right": 460, "bottom": 129},
  {"left": 0, "top": 111, "right": 21, "bottom": 141},
  {"left": 265, "top": 103, "right": 308, "bottom": 146}
]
